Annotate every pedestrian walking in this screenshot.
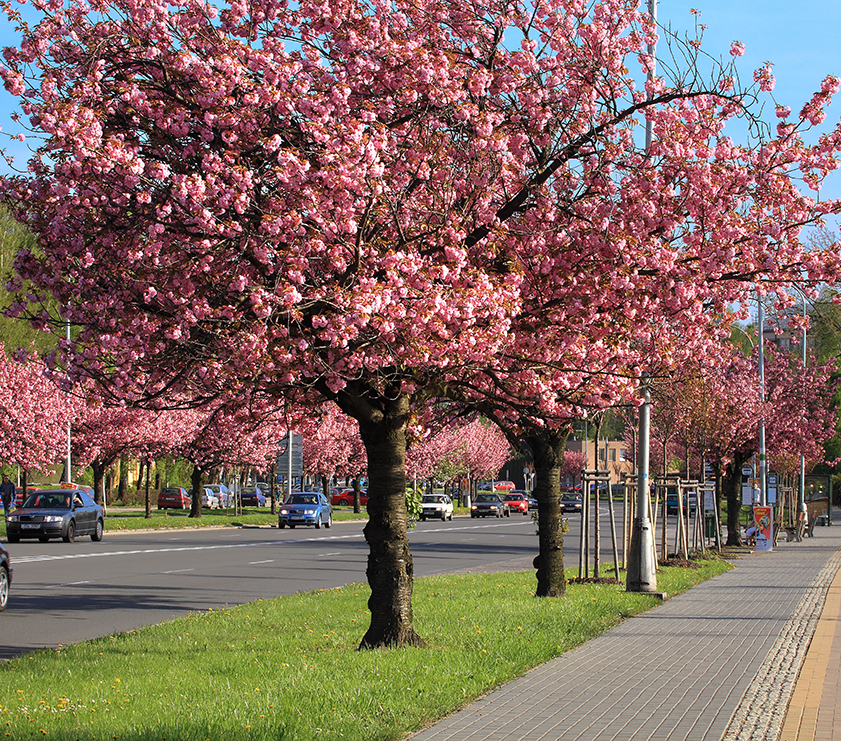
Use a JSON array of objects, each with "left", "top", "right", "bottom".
[{"left": 0, "top": 475, "right": 15, "bottom": 517}]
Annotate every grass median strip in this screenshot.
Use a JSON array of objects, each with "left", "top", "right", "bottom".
[{"left": 0, "top": 560, "right": 729, "bottom": 741}]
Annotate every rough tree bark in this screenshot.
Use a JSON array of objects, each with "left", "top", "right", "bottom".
[
  {"left": 91, "top": 460, "right": 108, "bottom": 506},
  {"left": 337, "top": 384, "right": 425, "bottom": 649},
  {"left": 525, "top": 427, "right": 571, "bottom": 598},
  {"left": 724, "top": 449, "right": 752, "bottom": 546}
]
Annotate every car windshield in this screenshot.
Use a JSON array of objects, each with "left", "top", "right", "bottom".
[
  {"left": 422, "top": 495, "right": 445, "bottom": 503},
  {"left": 506, "top": 494, "right": 524, "bottom": 500},
  {"left": 287, "top": 494, "right": 318, "bottom": 505},
  {"left": 563, "top": 494, "right": 581, "bottom": 501},
  {"left": 23, "top": 493, "right": 71, "bottom": 509},
  {"left": 475, "top": 494, "right": 496, "bottom": 502}
]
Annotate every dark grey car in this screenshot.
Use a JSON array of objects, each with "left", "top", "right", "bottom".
[
  {"left": 6, "top": 488, "right": 104, "bottom": 543},
  {"left": 470, "top": 492, "right": 510, "bottom": 518}
]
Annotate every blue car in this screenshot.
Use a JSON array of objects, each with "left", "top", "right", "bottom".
[
  {"left": 240, "top": 486, "right": 267, "bottom": 507},
  {"left": 278, "top": 491, "right": 332, "bottom": 529}
]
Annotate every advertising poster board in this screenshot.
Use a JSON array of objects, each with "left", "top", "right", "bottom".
[{"left": 753, "top": 506, "right": 773, "bottom": 552}]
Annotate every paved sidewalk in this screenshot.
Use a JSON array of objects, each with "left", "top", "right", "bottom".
[{"left": 408, "top": 511, "right": 841, "bottom": 741}]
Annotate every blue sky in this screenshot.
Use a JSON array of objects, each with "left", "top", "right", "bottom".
[{"left": 1, "top": 0, "right": 840, "bottom": 190}]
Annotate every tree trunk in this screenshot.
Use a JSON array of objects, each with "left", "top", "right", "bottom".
[
  {"left": 144, "top": 458, "right": 152, "bottom": 518},
  {"left": 136, "top": 458, "right": 145, "bottom": 495},
  {"left": 724, "top": 450, "right": 751, "bottom": 545},
  {"left": 353, "top": 476, "right": 363, "bottom": 514},
  {"left": 91, "top": 460, "right": 108, "bottom": 506},
  {"left": 190, "top": 465, "right": 204, "bottom": 518},
  {"left": 526, "top": 428, "right": 570, "bottom": 598},
  {"left": 270, "top": 465, "right": 277, "bottom": 515},
  {"left": 353, "top": 391, "right": 424, "bottom": 649},
  {"left": 118, "top": 454, "right": 128, "bottom": 502}
]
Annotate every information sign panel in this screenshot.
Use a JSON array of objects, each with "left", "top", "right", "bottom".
[{"left": 753, "top": 506, "right": 773, "bottom": 552}]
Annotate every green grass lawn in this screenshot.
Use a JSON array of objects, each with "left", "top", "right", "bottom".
[{"left": 0, "top": 561, "right": 730, "bottom": 741}]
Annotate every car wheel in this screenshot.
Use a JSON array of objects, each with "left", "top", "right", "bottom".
[
  {"left": 325, "top": 513, "right": 332, "bottom": 529},
  {"left": 7, "top": 534, "right": 19, "bottom": 544},
  {"left": 505, "top": 509, "right": 510, "bottom": 517},
  {"left": 278, "top": 523, "right": 285, "bottom": 529},
  {"left": 449, "top": 512, "right": 453, "bottom": 521},
  {"left": 63, "top": 521, "right": 76, "bottom": 543},
  {"left": 0, "top": 566, "right": 9, "bottom": 611},
  {"left": 315, "top": 514, "right": 322, "bottom": 529},
  {"left": 441, "top": 512, "right": 447, "bottom": 521},
  {"left": 338, "top": 498, "right": 349, "bottom": 506},
  {"left": 91, "top": 518, "right": 104, "bottom": 542}
]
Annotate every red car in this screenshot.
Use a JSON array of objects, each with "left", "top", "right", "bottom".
[
  {"left": 502, "top": 491, "right": 529, "bottom": 515},
  {"left": 157, "top": 487, "right": 191, "bottom": 510},
  {"left": 330, "top": 488, "right": 368, "bottom": 507},
  {"left": 494, "top": 481, "right": 516, "bottom": 492}
]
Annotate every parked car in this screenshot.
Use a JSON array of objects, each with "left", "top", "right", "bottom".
[
  {"left": 561, "top": 492, "right": 583, "bottom": 513},
  {"left": 278, "top": 491, "right": 333, "bottom": 529},
  {"left": 240, "top": 486, "right": 267, "bottom": 507},
  {"left": 330, "top": 488, "right": 368, "bottom": 507},
  {"left": 205, "top": 484, "right": 232, "bottom": 507},
  {"left": 666, "top": 490, "right": 697, "bottom": 515},
  {"left": 502, "top": 491, "right": 529, "bottom": 515},
  {"left": 12, "top": 484, "right": 41, "bottom": 508},
  {"left": 493, "top": 480, "right": 516, "bottom": 491},
  {"left": 0, "top": 543, "right": 11, "bottom": 610},
  {"left": 6, "top": 488, "right": 105, "bottom": 543},
  {"left": 471, "top": 492, "right": 510, "bottom": 518},
  {"left": 202, "top": 487, "right": 220, "bottom": 508},
  {"left": 420, "top": 494, "right": 453, "bottom": 521},
  {"left": 157, "top": 486, "right": 191, "bottom": 510},
  {"left": 189, "top": 487, "right": 219, "bottom": 508}
]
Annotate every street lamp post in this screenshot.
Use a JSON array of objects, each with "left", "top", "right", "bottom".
[
  {"left": 627, "top": 375, "right": 658, "bottom": 592},
  {"left": 799, "top": 295, "right": 807, "bottom": 517},
  {"left": 757, "top": 298, "right": 767, "bottom": 506}
]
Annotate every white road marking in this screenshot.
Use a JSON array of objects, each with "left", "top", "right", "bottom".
[
  {"left": 46, "top": 580, "right": 92, "bottom": 588},
  {"left": 162, "top": 568, "right": 194, "bottom": 574},
  {"left": 248, "top": 560, "right": 274, "bottom": 565},
  {"left": 10, "top": 520, "right": 530, "bottom": 564}
]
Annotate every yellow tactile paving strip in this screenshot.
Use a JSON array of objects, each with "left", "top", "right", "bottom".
[{"left": 780, "top": 563, "right": 841, "bottom": 741}]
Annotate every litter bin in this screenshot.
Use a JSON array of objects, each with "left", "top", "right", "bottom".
[{"left": 705, "top": 513, "right": 716, "bottom": 538}]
